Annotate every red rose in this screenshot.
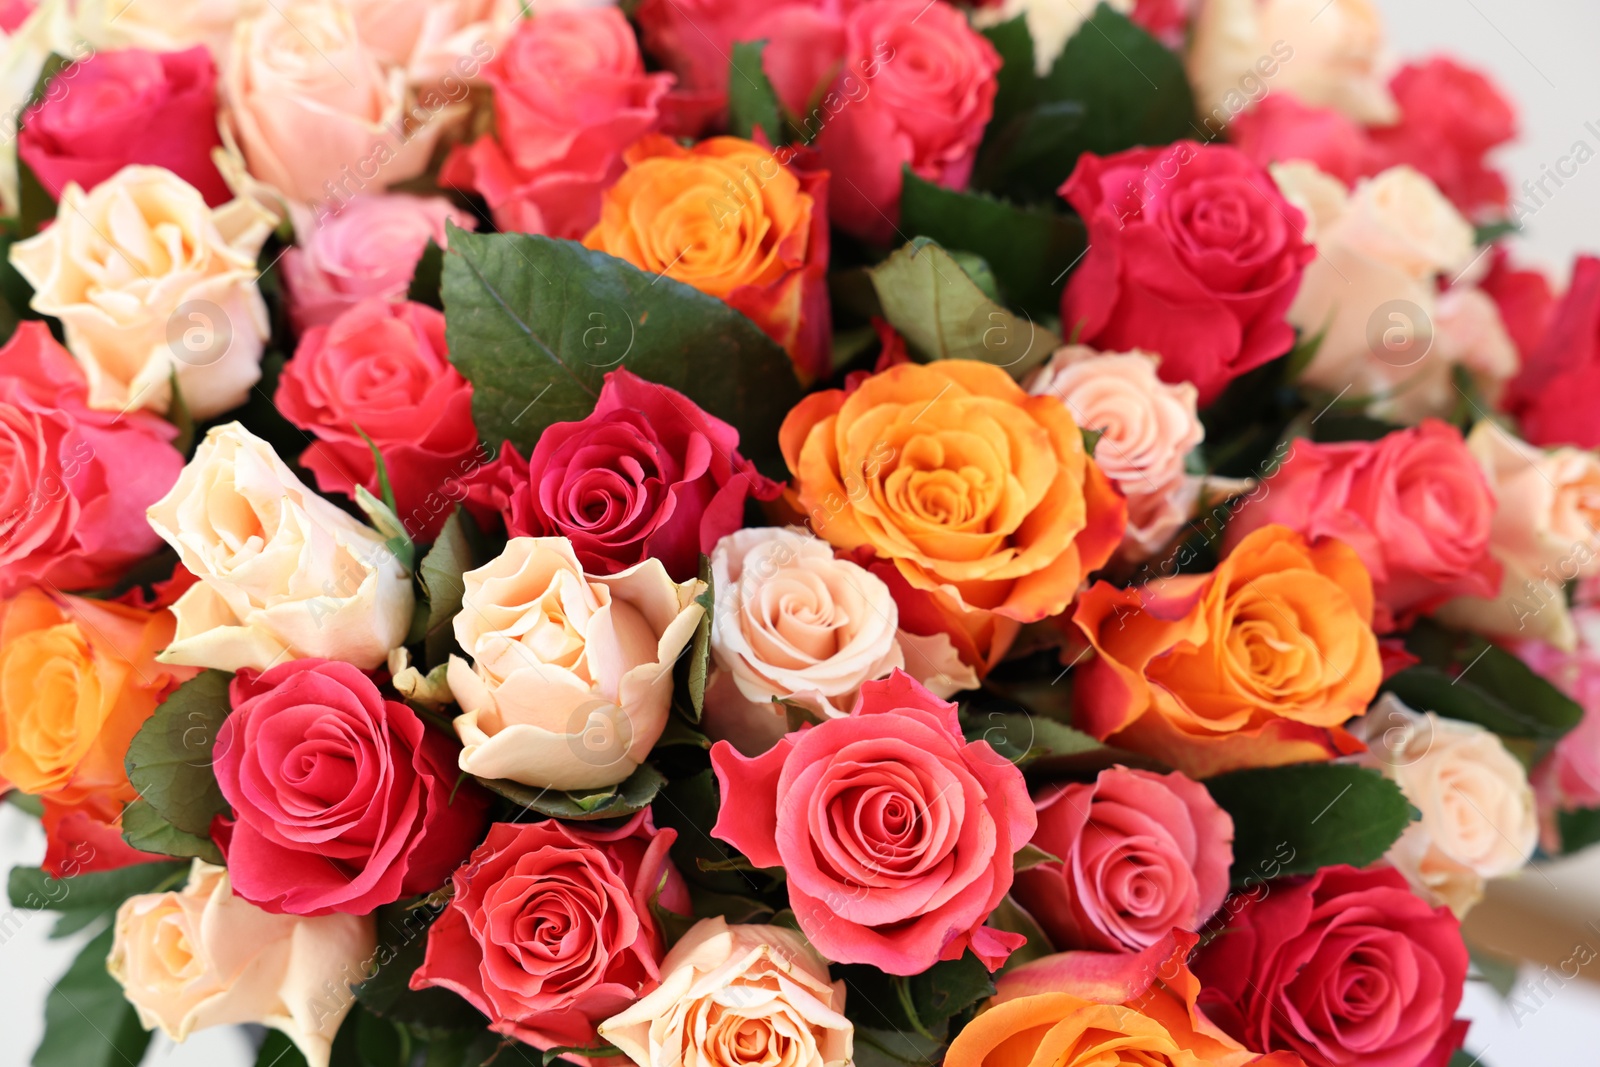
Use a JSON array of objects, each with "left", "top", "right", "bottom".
[
  {"left": 40, "top": 795, "right": 163, "bottom": 879},
  {"left": 20, "top": 46, "right": 228, "bottom": 206},
  {"left": 814, "top": 0, "right": 1001, "bottom": 244},
  {"left": 462, "top": 368, "right": 779, "bottom": 581},
  {"left": 1506, "top": 255, "right": 1600, "bottom": 448},
  {"left": 410, "top": 813, "right": 689, "bottom": 1057},
  {"left": 212, "top": 659, "right": 490, "bottom": 915},
  {"left": 1060, "top": 141, "right": 1316, "bottom": 405},
  {"left": 1229, "top": 93, "right": 1384, "bottom": 188},
  {"left": 276, "top": 299, "right": 482, "bottom": 541},
  {"left": 1193, "top": 865, "right": 1470, "bottom": 1067},
  {"left": 1480, "top": 246, "right": 1557, "bottom": 363},
  {"left": 440, "top": 8, "right": 673, "bottom": 239},
  {"left": 0, "top": 323, "right": 183, "bottom": 596}
]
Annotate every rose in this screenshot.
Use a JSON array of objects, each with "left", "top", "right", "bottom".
[
  {"left": 1507, "top": 255, "right": 1600, "bottom": 449},
  {"left": 71, "top": 0, "right": 251, "bottom": 60},
  {"left": 446, "top": 536, "right": 706, "bottom": 790},
  {"left": 145, "top": 422, "right": 415, "bottom": 672},
  {"left": 109, "top": 861, "right": 376, "bottom": 1067},
  {"left": 342, "top": 0, "right": 519, "bottom": 86},
  {"left": 275, "top": 299, "right": 481, "bottom": 541},
  {"left": 0, "top": 587, "right": 195, "bottom": 803},
  {"left": 0, "top": 3, "right": 87, "bottom": 217},
  {"left": 463, "top": 368, "right": 780, "bottom": 582},
  {"left": 1225, "top": 420, "right": 1501, "bottom": 632},
  {"left": 411, "top": 813, "right": 688, "bottom": 1056},
  {"left": 1482, "top": 247, "right": 1557, "bottom": 362},
  {"left": 39, "top": 794, "right": 166, "bottom": 878},
  {"left": 1230, "top": 94, "right": 1384, "bottom": 188},
  {"left": 582, "top": 135, "right": 831, "bottom": 381},
  {"left": 1059, "top": 142, "right": 1317, "bottom": 405},
  {"left": 704, "top": 526, "right": 977, "bottom": 755},
  {"left": 600, "top": 917, "right": 853, "bottom": 1067},
  {"left": 1432, "top": 287, "right": 1519, "bottom": 410},
  {"left": 1519, "top": 614, "right": 1600, "bottom": 848},
  {"left": 8, "top": 165, "right": 274, "bottom": 419},
  {"left": 281, "top": 194, "right": 474, "bottom": 331},
  {"left": 711, "top": 671, "right": 1035, "bottom": 974},
  {"left": 1368, "top": 58, "right": 1516, "bottom": 216},
  {"left": 813, "top": 0, "right": 1000, "bottom": 246},
  {"left": 1012, "top": 767, "right": 1234, "bottom": 953},
  {"left": 973, "top": 0, "right": 1135, "bottom": 76},
  {"left": 1075, "top": 524, "right": 1382, "bottom": 777},
  {"left": 1194, "top": 865, "right": 1470, "bottom": 1067},
  {"left": 442, "top": 7, "right": 673, "bottom": 240},
  {"left": 18, "top": 46, "right": 229, "bottom": 206},
  {"left": 781, "top": 360, "right": 1126, "bottom": 624}
]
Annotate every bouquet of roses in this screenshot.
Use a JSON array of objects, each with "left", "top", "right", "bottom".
[{"left": 1, "top": 0, "right": 1593, "bottom": 1066}]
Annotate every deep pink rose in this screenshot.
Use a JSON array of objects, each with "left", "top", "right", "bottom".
[
  {"left": 1194, "top": 865, "right": 1470, "bottom": 1067},
  {"left": 440, "top": 8, "right": 673, "bottom": 239},
  {"left": 0, "top": 0, "right": 33, "bottom": 32},
  {"left": 0, "top": 323, "right": 182, "bottom": 596},
  {"left": 1507, "top": 254, "right": 1600, "bottom": 449},
  {"left": 813, "top": 0, "right": 1000, "bottom": 244},
  {"left": 1130, "top": 0, "right": 1193, "bottom": 45},
  {"left": 462, "top": 368, "right": 779, "bottom": 581},
  {"left": 20, "top": 47, "right": 228, "bottom": 206},
  {"left": 276, "top": 299, "right": 482, "bottom": 541},
  {"left": 1061, "top": 141, "right": 1316, "bottom": 406},
  {"left": 212, "top": 659, "right": 490, "bottom": 916},
  {"left": 410, "top": 814, "right": 689, "bottom": 1056},
  {"left": 1369, "top": 57, "right": 1516, "bottom": 217},
  {"left": 1011, "top": 767, "right": 1233, "bottom": 953},
  {"left": 1481, "top": 246, "right": 1557, "bottom": 363},
  {"left": 1229, "top": 93, "right": 1384, "bottom": 188},
  {"left": 282, "top": 194, "right": 474, "bottom": 332},
  {"left": 710, "top": 670, "right": 1036, "bottom": 974},
  {"left": 1225, "top": 420, "right": 1501, "bottom": 632}
]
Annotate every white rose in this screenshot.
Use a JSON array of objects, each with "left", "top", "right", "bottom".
[
  {"left": 446, "top": 536, "right": 705, "bottom": 791},
  {"left": 146, "top": 422, "right": 415, "bottom": 672},
  {"left": 8, "top": 165, "right": 274, "bottom": 418},
  {"left": 972, "top": 0, "right": 1134, "bottom": 75},
  {"left": 109, "top": 861, "right": 375, "bottom": 1067}
]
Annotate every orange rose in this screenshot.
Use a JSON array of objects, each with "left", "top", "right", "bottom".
[
  {"left": 0, "top": 587, "right": 195, "bottom": 804},
  {"left": 582, "top": 134, "right": 830, "bottom": 382},
  {"left": 1073, "top": 524, "right": 1381, "bottom": 777},
  {"left": 781, "top": 361, "right": 1126, "bottom": 625}
]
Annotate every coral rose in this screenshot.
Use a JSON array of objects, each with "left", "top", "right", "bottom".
[
  {"left": 711, "top": 671, "right": 1036, "bottom": 974},
  {"left": 1074, "top": 524, "right": 1382, "bottom": 777},
  {"left": 583, "top": 135, "right": 830, "bottom": 382},
  {"left": 781, "top": 360, "right": 1126, "bottom": 624}
]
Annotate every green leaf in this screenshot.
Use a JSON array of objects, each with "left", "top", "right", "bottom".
[
  {"left": 1467, "top": 941, "right": 1518, "bottom": 1000},
  {"left": 654, "top": 770, "right": 761, "bottom": 895},
  {"left": 961, "top": 710, "right": 1126, "bottom": 772},
  {"left": 443, "top": 227, "right": 803, "bottom": 479},
  {"left": 474, "top": 762, "right": 666, "bottom": 821},
  {"left": 1474, "top": 220, "right": 1518, "bottom": 245},
  {"left": 654, "top": 714, "right": 711, "bottom": 750},
  {"left": 853, "top": 1027, "right": 946, "bottom": 1067},
  {"left": 1556, "top": 807, "right": 1600, "bottom": 855},
  {"left": 1450, "top": 1052, "right": 1492, "bottom": 1067},
  {"left": 980, "top": 15, "right": 1039, "bottom": 134},
  {"left": 542, "top": 1045, "right": 623, "bottom": 1067},
  {"left": 867, "top": 238, "right": 1061, "bottom": 376},
  {"left": 728, "top": 40, "right": 784, "bottom": 143},
  {"left": 33, "top": 925, "right": 153, "bottom": 1067},
  {"left": 355, "top": 901, "right": 487, "bottom": 1036},
  {"left": 1013, "top": 843, "right": 1061, "bottom": 871},
  {"left": 124, "top": 668, "right": 233, "bottom": 836},
  {"left": 417, "top": 509, "right": 481, "bottom": 669},
  {"left": 973, "top": 101, "right": 1089, "bottom": 204},
  {"left": 8, "top": 861, "right": 187, "bottom": 939},
  {"left": 408, "top": 238, "right": 445, "bottom": 309},
  {"left": 682, "top": 554, "right": 714, "bottom": 722},
  {"left": 256, "top": 1030, "right": 310, "bottom": 1067},
  {"left": 120, "top": 798, "right": 224, "bottom": 866},
  {"left": 1204, "top": 763, "right": 1415, "bottom": 887},
  {"left": 166, "top": 368, "right": 195, "bottom": 456},
  {"left": 841, "top": 953, "right": 994, "bottom": 1040}
]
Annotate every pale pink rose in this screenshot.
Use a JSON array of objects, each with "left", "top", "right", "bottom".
[
  {"left": 1520, "top": 610, "right": 1600, "bottom": 849},
  {"left": 341, "top": 0, "right": 520, "bottom": 86},
  {"left": 1434, "top": 286, "right": 1520, "bottom": 406}
]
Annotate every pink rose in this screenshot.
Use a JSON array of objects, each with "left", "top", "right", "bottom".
[
  {"left": 1518, "top": 615, "right": 1600, "bottom": 847},
  {"left": 1226, "top": 420, "right": 1501, "bottom": 632},
  {"left": 462, "top": 368, "right": 779, "bottom": 582},
  {"left": 410, "top": 813, "right": 689, "bottom": 1056},
  {"left": 281, "top": 194, "right": 474, "bottom": 332},
  {"left": 212, "top": 659, "right": 490, "bottom": 915},
  {"left": 0, "top": 323, "right": 183, "bottom": 596},
  {"left": 19, "top": 46, "right": 229, "bottom": 206},
  {"left": 1506, "top": 255, "right": 1600, "bottom": 449},
  {"left": 440, "top": 7, "right": 673, "bottom": 238},
  {"left": 1481, "top": 247, "right": 1557, "bottom": 363},
  {"left": 1011, "top": 767, "right": 1233, "bottom": 953},
  {"left": 1369, "top": 57, "right": 1516, "bottom": 217},
  {"left": 814, "top": 0, "right": 1001, "bottom": 244},
  {"left": 710, "top": 671, "right": 1036, "bottom": 974},
  {"left": 1230, "top": 93, "right": 1384, "bottom": 188},
  {"left": 1131, "top": 0, "right": 1193, "bottom": 44}
]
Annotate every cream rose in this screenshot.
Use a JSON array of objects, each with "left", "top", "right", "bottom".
[
  {"left": 446, "top": 536, "right": 705, "bottom": 791},
  {"left": 600, "top": 918, "right": 852, "bottom": 1067},
  {"left": 703, "top": 527, "right": 976, "bottom": 756},
  {"left": 342, "top": 0, "right": 520, "bottom": 86},
  {"left": 0, "top": 0, "right": 86, "bottom": 216},
  {"left": 109, "top": 861, "right": 375, "bottom": 1067},
  {"left": 1354, "top": 694, "right": 1537, "bottom": 918},
  {"left": 71, "top": 0, "right": 257, "bottom": 59},
  {"left": 146, "top": 422, "right": 415, "bottom": 672},
  {"left": 972, "top": 0, "right": 1134, "bottom": 75},
  {"left": 8, "top": 165, "right": 274, "bottom": 419}
]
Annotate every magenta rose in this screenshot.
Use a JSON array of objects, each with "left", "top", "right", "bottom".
[
  {"left": 212, "top": 659, "right": 490, "bottom": 916},
  {"left": 0, "top": 323, "right": 182, "bottom": 596},
  {"left": 711, "top": 670, "right": 1036, "bottom": 974},
  {"left": 813, "top": 0, "right": 1000, "bottom": 244},
  {"left": 1194, "top": 865, "right": 1470, "bottom": 1067},
  {"left": 410, "top": 813, "right": 689, "bottom": 1056},
  {"left": 1011, "top": 767, "right": 1233, "bottom": 953},
  {"left": 1229, "top": 93, "right": 1384, "bottom": 188},
  {"left": 462, "top": 368, "right": 779, "bottom": 581},
  {"left": 1369, "top": 57, "right": 1516, "bottom": 217},
  {"left": 276, "top": 299, "right": 482, "bottom": 541},
  {"left": 19, "top": 46, "right": 228, "bottom": 206},
  {"left": 1060, "top": 141, "right": 1316, "bottom": 406}
]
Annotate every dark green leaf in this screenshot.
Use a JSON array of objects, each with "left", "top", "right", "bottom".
[
  {"left": 475, "top": 762, "right": 666, "bottom": 821},
  {"left": 542, "top": 1045, "right": 622, "bottom": 1067},
  {"left": 356, "top": 901, "right": 487, "bottom": 1036},
  {"left": 980, "top": 15, "right": 1038, "bottom": 134},
  {"left": 684, "top": 554, "right": 714, "bottom": 722},
  {"left": 166, "top": 368, "right": 195, "bottom": 456},
  {"left": 961, "top": 710, "right": 1128, "bottom": 772},
  {"left": 655, "top": 770, "right": 762, "bottom": 895},
  {"left": 728, "top": 40, "right": 784, "bottom": 143},
  {"left": 1450, "top": 1052, "right": 1492, "bottom": 1067},
  {"left": 1013, "top": 843, "right": 1061, "bottom": 871},
  {"left": 256, "top": 1030, "right": 310, "bottom": 1067},
  {"left": 853, "top": 1027, "right": 946, "bottom": 1067},
  {"left": 418, "top": 509, "right": 481, "bottom": 669},
  {"left": 1474, "top": 220, "right": 1518, "bottom": 245},
  {"left": 124, "top": 668, "right": 233, "bottom": 836},
  {"left": 15, "top": 155, "right": 55, "bottom": 241},
  {"left": 1468, "top": 941, "right": 1518, "bottom": 999},
  {"left": 841, "top": 953, "right": 994, "bottom": 1040},
  {"left": 1556, "top": 807, "right": 1600, "bottom": 855},
  {"left": 33, "top": 925, "right": 153, "bottom": 1067},
  {"left": 121, "top": 798, "right": 224, "bottom": 865},
  {"left": 973, "top": 101, "right": 1089, "bottom": 203},
  {"left": 408, "top": 238, "right": 445, "bottom": 308},
  {"left": 9, "top": 860, "right": 186, "bottom": 940},
  {"left": 655, "top": 714, "right": 711, "bottom": 750}
]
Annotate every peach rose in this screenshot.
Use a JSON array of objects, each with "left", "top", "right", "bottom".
[
  {"left": 0, "top": 586, "right": 194, "bottom": 803},
  {"left": 8, "top": 165, "right": 274, "bottom": 419},
  {"left": 781, "top": 360, "right": 1126, "bottom": 624},
  {"left": 600, "top": 918, "right": 853, "bottom": 1067},
  {"left": 1073, "top": 524, "right": 1382, "bottom": 777},
  {"left": 109, "top": 861, "right": 376, "bottom": 1067},
  {"left": 583, "top": 135, "right": 831, "bottom": 383},
  {"left": 342, "top": 0, "right": 518, "bottom": 86},
  {"left": 446, "top": 536, "right": 706, "bottom": 791}
]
